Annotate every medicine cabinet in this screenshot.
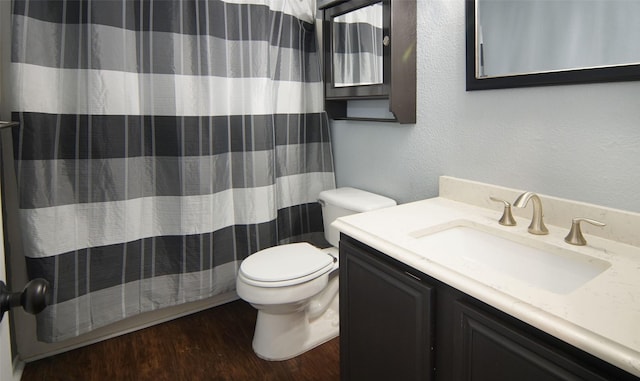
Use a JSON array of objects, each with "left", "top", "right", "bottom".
[{"left": 319, "top": 0, "right": 416, "bottom": 124}]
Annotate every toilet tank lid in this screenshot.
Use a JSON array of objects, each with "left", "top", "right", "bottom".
[{"left": 318, "top": 187, "right": 396, "bottom": 212}]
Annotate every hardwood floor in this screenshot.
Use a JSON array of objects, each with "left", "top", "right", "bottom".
[{"left": 21, "top": 301, "right": 340, "bottom": 381}]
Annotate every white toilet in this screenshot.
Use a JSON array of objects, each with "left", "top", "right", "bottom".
[{"left": 236, "top": 187, "right": 396, "bottom": 360}]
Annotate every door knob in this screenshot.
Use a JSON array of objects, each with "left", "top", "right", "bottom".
[{"left": 0, "top": 278, "right": 51, "bottom": 322}]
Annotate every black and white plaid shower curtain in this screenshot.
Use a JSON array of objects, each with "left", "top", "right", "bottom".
[{"left": 9, "top": 0, "right": 335, "bottom": 342}]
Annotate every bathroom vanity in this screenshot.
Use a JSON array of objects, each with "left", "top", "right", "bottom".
[
  {"left": 335, "top": 177, "right": 640, "bottom": 381},
  {"left": 340, "top": 235, "right": 634, "bottom": 380}
]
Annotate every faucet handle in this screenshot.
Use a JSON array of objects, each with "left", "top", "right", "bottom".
[
  {"left": 564, "top": 218, "right": 606, "bottom": 246},
  {"left": 489, "top": 197, "right": 517, "bottom": 226}
]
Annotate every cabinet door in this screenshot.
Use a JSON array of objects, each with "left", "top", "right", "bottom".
[
  {"left": 453, "top": 301, "right": 610, "bottom": 381},
  {"left": 340, "top": 239, "right": 434, "bottom": 381}
]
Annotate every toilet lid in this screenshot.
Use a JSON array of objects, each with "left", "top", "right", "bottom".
[{"left": 240, "top": 243, "right": 334, "bottom": 284}]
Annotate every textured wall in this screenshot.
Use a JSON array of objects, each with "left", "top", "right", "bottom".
[{"left": 331, "top": 0, "right": 640, "bottom": 212}]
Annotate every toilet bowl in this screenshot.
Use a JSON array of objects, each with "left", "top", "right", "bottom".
[{"left": 236, "top": 187, "right": 396, "bottom": 361}]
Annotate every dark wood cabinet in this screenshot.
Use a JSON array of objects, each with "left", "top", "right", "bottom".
[
  {"left": 453, "top": 301, "right": 609, "bottom": 381},
  {"left": 318, "top": 0, "right": 416, "bottom": 124},
  {"left": 340, "top": 238, "right": 434, "bottom": 381},
  {"left": 340, "top": 234, "right": 640, "bottom": 381}
]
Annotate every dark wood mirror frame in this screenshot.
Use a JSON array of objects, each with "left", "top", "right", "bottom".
[
  {"left": 319, "top": 0, "right": 416, "bottom": 124},
  {"left": 465, "top": 0, "right": 640, "bottom": 91}
]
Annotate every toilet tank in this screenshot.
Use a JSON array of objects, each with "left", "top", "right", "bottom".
[{"left": 318, "top": 187, "right": 396, "bottom": 247}]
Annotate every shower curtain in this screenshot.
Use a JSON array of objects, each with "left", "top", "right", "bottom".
[{"left": 9, "top": 0, "right": 334, "bottom": 342}]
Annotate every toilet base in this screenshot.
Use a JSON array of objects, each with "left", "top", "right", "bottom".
[{"left": 251, "top": 287, "right": 339, "bottom": 361}]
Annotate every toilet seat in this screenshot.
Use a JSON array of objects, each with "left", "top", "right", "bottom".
[{"left": 239, "top": 243, "right": 335, "bottom": 288}]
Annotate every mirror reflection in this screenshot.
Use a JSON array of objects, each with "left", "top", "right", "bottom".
[
  {"left": 332, "top": 2, "right": 383, "bottom": 87},
  {"left": 476, "top": 0, "right": 640, "bottom": 78}
]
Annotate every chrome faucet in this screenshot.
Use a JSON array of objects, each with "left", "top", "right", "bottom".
[{"left": 513, "top": 192, "right": 548, "bottom": 235}]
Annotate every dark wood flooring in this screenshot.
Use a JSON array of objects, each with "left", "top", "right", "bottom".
[{"left": 21, "top": 300, "right": 340, "bottom": 381}]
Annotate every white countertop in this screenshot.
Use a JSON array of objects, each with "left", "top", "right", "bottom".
[{"left": 333, "top": 196, "right": 640, "bottom": 377}]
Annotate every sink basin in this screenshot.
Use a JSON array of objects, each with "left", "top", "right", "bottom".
[{"left": 410, "top": 223, "right": 611, "bottom": 294}]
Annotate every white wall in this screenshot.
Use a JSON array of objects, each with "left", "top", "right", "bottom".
[
  {"left": 0, "top": 1, "right": 19, "bottom": 379},
  {"left": 1, "top": 220, "right": 12, "bottom": 381},
  {"left": 1, "top": 192, "right": 20, "bottom": 381},
  {"left": 331, "top": 0, "right": 640, "bottom": 212}
]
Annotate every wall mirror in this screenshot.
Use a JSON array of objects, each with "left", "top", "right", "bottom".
[
  {"left": 332, "top": 2, "right": 384, "bottom": 88},
  {"left": 466, "top": 0, "right": 640, "bottom": 90},
  {"left": 319, "top": 0, "right": 416, "bottom": 124}
]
